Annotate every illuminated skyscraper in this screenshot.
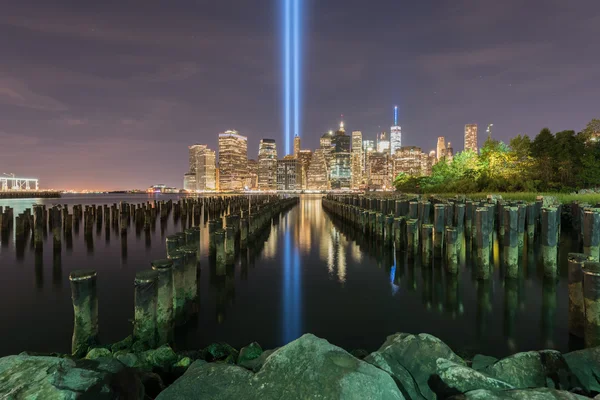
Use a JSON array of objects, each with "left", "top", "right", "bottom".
[
  {"left": 258, "top": 138, "right": 278, "bottom": 191},
  {"left": 218, "top": 130, "right": 247, "bottom": 191},
  {"left": 390, "top": 106, "right": 402, "bottom": 154},
  {"left": 293, "top": 135, "right": 301, "bottom": 158},
  {"left": 246, "top": 159, "right": 258, "bottom": 190},
  {"left": 363, "top": 139, "right": 375, "bottom": 180},
  {"left": 185, "top": 144, "right": 216, "bottom": 191},
  {"left": 277, "top": 156, "right": 299, "bottom": 190},
  {"left": 367, "top": 152, "right": 391, "bottom": 190},
  {"left": 320, "top": 130, "right": 334, "bottom": 168},
  {"left": 297, "top": 149, "right": 312, "bottom": 189},
  {"left": 197, "top": 147, "right": 216, "bottom": 190},
  {"left": 330, "top": 121, "right": 352, "bottom": 190},
  {"left": 377, "top": 131, "right": 390, "bottom": 154},
  {"left": 392, "top": 146, "right": 425, "bottom": 177},
  {"left": 436, "top": 136, "right": 446, "bottom": 161},
  {"left": 446, "top": 142, "right": 454, "bottom": 162},
  {"left": 306, "top": 149, "right": 329, "bottom": 190},
  {"left": 465, "top": 124, "right": 478, "bottom": 153},
  {"left": 351, "top": 131, "right": 363, "bottom": 189}
]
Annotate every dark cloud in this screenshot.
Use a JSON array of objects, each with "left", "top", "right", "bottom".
[{"left": 0, "top": 0, "right": 598, "bottom": 189}]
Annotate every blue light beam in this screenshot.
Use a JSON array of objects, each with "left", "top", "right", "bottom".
[
  {"left": 293, "top": 0, "right": 301, "bottom": 144},
  {"left": 284, "top": 0, "right": 292, "bottom": 155}
]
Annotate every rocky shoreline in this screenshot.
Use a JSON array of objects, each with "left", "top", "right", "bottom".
[{"left": 1, "top": 332, "right": 598, "bottom": 399}]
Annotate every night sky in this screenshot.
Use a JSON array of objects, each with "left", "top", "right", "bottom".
[{"left": 1, "top": 0, "right": 599, "bottom": 190}]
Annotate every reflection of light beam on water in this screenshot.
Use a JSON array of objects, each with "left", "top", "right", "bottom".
[{"left": 282, "top": 214, "right": 302, "bottom": 343}]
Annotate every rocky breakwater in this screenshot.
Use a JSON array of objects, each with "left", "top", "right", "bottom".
[{"left": 2, "top": 333, "right": 600, "bottom": 399}]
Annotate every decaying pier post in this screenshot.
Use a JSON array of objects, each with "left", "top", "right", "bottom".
[
  {"left": 69, "top": 269, "right": 98, "bottom": 357},
  {"left": 541, "top": 208, "right": 558, "bottom": 278},
  {"left": 151, "top": 259, "right": 174, "bottom": 345},
  {"left": 133, "top": 270, "right": 159, "bottom": 349},
  {"left": 568, "top": 253, "right": 594, "bottom": 338},
  {"left": 583, "top": 261, "right": 600, "bottom": 348}
]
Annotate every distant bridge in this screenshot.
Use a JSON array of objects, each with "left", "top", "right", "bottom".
[{"left": 0, "top": 176, "right": 39, "bottom": 191}]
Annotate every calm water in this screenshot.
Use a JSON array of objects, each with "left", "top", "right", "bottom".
[{"left": 0, "top": 194, "right": 582, "bottom": 358}]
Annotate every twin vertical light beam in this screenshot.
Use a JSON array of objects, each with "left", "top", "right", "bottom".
[{"left": 283, "top": 0, "right": 302, "bottom": 155}]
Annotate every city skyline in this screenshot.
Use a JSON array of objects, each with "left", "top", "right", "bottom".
[{"left": 1, "top": 0, "right": 599, "bottom": 190}]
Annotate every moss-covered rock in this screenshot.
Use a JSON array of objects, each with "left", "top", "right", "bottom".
[
  {"left": 479, "top": 350, "right": 581, "bottom": 391},
  {"left": 110, "top": 335, "right": 133, "bottom": 352},
  {"left": 157, "top": 334, "right": 403, "bottom": 399},
  {"left": 113, "top": 350, "right": 142, "bottom": 369},
  {"left": 238, "top": 342, "right": 263, "bottom": 366},
  {"left": 239, "top": 348, "right": 277, "bottom": 372},
  {"left": 432, "top": 358, "right": 514, "bottom": 397},
  {"left": 85, "top": 347, "right": 112, "bottom": 360},
  {"left": 563, "top": 346, "right": 600, "bottom": 394},
  {"left": 448, "top": 387, "right": 588, "bottom": 399},
  {"left": 0, "top": 354, "right": 123, "bottom": 398},
  {"left": 142, "top": 345, "right": 178, "bottom": 371},
  {"left": 471, "top": 354, "right": 498, "bottom": 371},
  {"left": 202, "top": 342, "right": 239, "bottom": 363},
  {"left": 365, "top": 332, "right": 464, "bottom": 400}
]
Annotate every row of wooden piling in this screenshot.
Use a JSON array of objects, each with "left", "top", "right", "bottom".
[
  {"left": 66, "top": 195, "right": 299, "bottom": 356},
  {"left": 322, "top": 194, "right": 600, "bottom": 348}
]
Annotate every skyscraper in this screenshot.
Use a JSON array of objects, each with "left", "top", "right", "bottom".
[
  {"left": 297, "top": 149, "right": 312, "bottom": 190},
  {"left": 390, "top": 106, "right": 402, "bottom": 155},
  {"left": 330, "top": 121, "right": 352, "bottom": 190},
  {"left": 294, "top": 135, "right": 301, "bottom": 158},
  {"left": 306, "top": 149, "right": 329, "bottom": 191},
  {"left": 277, "top": 156, "right": 299, "bottom": 190},
  {"left": 446, "top": 142, "right": 454, "bottom": 162},
  {"left": 367, "top": 152, "right": 391, "bottom": 190},
  {"left": 246, "top": 159, "right": 258, "bottom": 190},
  {"left": 218, "top": 130, "right": 247, "bottom": 191},
  {"left": 363, "top": 139, "right": 375, "bottom": 181},
  {"left": 377, "top": 131, "right": 390, "bottom": 154},
  {"left": 351, "top": 131, "right": 363, "bottom": 189},
  {"left": 185, "top": 144, "right": 216, "bottom": 191},
  {"left": 465, "top": 124, "right": 478, "bottom": 153},
  {"left": 197, "top": 147, "right": 216, "bottom": 190},
  {"left": 436, "top": 137, "right": 446, "bottom": 161},
  {"left": 258, "top": 139, "right": 278, "bottom": 191}
]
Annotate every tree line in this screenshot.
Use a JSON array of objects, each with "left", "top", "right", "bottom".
[{"left": 394, "top": 119, "right": 600, "bottom": 193}]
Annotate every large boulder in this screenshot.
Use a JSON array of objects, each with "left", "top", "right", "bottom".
[
  {"left": 158, "top": 334, "right": 403, "bottom": 399},
  {"left": 563, "top": 346, "right": 600, "bottom": 394},
  {"left": 0, "top": 354, "right": 129, "bottom": 399},
  {"left": 448, "top": 387, "right": 588, "bottom": 399},
  {"left": 365, "top": 333, "right": 465, "bottom": 400},
  {"left": 479, "top": 350, "right": 581, "bottom": 390},
  {"left": 431, "top": 358, "right": 514, "bottom": 398},
  {"left": 238, "top": 342, "right": 263, "bottom": 367},
  {"left": 471, "top": 354, "right": 498, "bottom": 371}
]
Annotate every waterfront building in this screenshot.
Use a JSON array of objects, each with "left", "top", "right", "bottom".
[
  {"left": 246, "top": 159, "right": 258, "bottom": 190},
  {"left": 258, "top": 138, "right": 278, "bottom": 191},
  {"left": 218, "top": 130, "right": 247, "bottom": 191},
  {"left": 377, "top": 131, "right": 390, "bottom": 154},
  {"left": 351, "top": 131, "right": 363, "bottom": 189},
  {"left": 294, "top": 135, "right": 301, "bottom": 158},
  {"left": 436, "top": 136, "right": 446, "bottom": 161},
  {"left": 367, "top": 152, "right": 391, "bottom": 190},
  {"left": 297, "top": 149, "right": 312, "bottom": 190},
  {"left": 390, "top": 106, "right": 402, "bottom": 154},
  {"left": 392, "top": 146, "right": 435, "bottom": 177},
  {"left": 465, "top": 124, "right": 478, "bottom": 153},
  {"left": 277, "top": 156, "right": 299, "bottom": 190},
  {"left": 306, "top": 149, "right": 329, "bottom": 191},
  {"left": 320, "top": 131, "right": 334, "bottom": 168},
  {"left": 183, "top": 173, "right": 196, "bottom": 191}
]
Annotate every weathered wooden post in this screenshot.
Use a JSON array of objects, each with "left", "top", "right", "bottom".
[
  {"left": 503, "top": 207, "right": 519, "bottom": 279},
  {"left": 69, "top": 270, "right": 98, "bottom": 357},
  {"left": 151, "top": 259, "right": 174, "bottom": 345},
  {"left": 475, "top": 208, "right": 490, "bottom": 280},
  {"left": 583, "top": 261, "right": 600, "bottom": 348},
  {"left": 215, "top": 230, "right": 226, "bottom": 275},
  {"left": 225, "top": 225, "right": 235, "bottom": 265},
  {"left": 526, "top": 203, "right": 536, "bottom": 241},
  {"left": 168, "top": 250, "right": 186, "bottom": 322},
  {"left": 541, "top": 208, "right": 558, "bottom": 278},
  {"left": 133, "top": 270, "right": 158, "bottom": 349},
  {"left": 181, "top": 245, "right": 198, "bottom": 313},
  {"left": 446, "top": 227, "right": 458, "bottom": 274},
  {"left": 517, "top": 204, "right": 526, "bottom": 249},
  {"left": 433, "top": 204, "right": 445, "bottom": 258},
  {"left": 406, "top": 219, "right": 419, "bottom": 259},
  {"left": 208, "top": 220, "right": 217, "bottom": 254},
  {"left": 568, "top": 253, "right": 594, "bottom": 338},
  {"left": 583, "top": 210, "right": 600, "bottom": 262},
  {"left": 240, "top": 217, "right": 248, "bottom": 248},
  {"left": 421, "top": 224, "right": 433, "bottom": 266}
]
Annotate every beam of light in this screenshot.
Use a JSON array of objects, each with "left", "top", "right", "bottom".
[
  {"left": 284, "top": 0, "right": 292, "bottom": 156},
  {"left": 293, "top": 0, "right": 301, "bottom": 145},
  {"left": 394, "top": 106, "right": 398, "bottom": 126}
]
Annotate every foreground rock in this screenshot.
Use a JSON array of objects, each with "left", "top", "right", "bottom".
[
  {"left": 432, "top": 358, "right": 514, "bottom": 398},
  {"left": 478, "top": 350, "right": 581, "bottom": 391},
  {"left": 0, "top": 354, "right": 137, "bottom": 399},
  {"left": 158, "top": 334, "right": 403, "bottom": 399},
  {"left": 564, "top": 346, "right": 600, "bottom": 394},
  {"left": 364, "top": 333, "right": 465, "bottom": 400},
  {"left": 448, "top": 387, "right": 588, "bottom": 399}
]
